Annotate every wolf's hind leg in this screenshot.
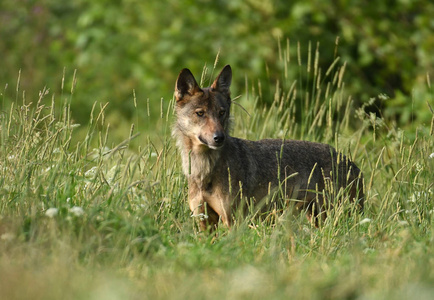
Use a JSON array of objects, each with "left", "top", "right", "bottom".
[{"left": 304, "top": 192, "right": 327, "bottom": 227}]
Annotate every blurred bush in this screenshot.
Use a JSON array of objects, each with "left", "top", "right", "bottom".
[{"left": 1, "top": 0, "right": 432, "bottom": 130}]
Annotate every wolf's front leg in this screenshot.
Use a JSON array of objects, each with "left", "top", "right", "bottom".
[
  {"left": 204, "top": 191, "right": 233, "bottom": 228},
  {"left": 189, "top": 197, "right": 220, "bottom": 231},
  {"left": 188, "top": 182, "right": 220, "bottom": 231}
]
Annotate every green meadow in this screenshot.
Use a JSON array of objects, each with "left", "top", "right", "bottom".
[{"left": 1, "top": 41, "right": 433, "bottom": 300}]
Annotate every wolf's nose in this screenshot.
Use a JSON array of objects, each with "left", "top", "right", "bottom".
[{"left": 213, "top": 133, "right": 225, "bottom": 144}]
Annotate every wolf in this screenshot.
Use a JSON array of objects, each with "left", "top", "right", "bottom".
[{"left": 173, "top": 65, "right": 364, "bottom": 231}]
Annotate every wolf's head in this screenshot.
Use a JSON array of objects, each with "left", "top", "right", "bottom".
[{"left": 174, "top": 65, "right": 232, "bottom": 151}]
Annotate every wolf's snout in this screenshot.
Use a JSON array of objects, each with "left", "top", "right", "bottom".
[{"left": 213, "top": 132, "right": 225, "bottom": 145}]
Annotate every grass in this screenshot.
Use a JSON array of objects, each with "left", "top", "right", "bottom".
[{"left": 1, "top": 44, "right": 433, "bottom": 300}]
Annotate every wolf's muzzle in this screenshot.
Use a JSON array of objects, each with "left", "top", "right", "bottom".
[{"left": 213, "top": 132, "right": 225, "bottom": 146}]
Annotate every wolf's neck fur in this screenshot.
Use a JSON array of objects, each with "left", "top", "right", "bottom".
[{"left": 174, "top": 129, "right": 221, "bottom": 184}]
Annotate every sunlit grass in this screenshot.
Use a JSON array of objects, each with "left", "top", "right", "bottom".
[{"left": 0, "top": 44, "right": 433, "bottom": 299}]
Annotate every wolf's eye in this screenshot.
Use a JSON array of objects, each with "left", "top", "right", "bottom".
[
  {"left": 219, "top": 110, "right": 226, "bottom": 116},
  {"left": 196, "top": 111, "right": 204, "bottom": 117}
]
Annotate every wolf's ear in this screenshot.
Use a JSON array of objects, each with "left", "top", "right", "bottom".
[
  {"left": 175, "top": 68, "right": 201, "bottom": 101},
  {"left": 211, "top": 65, "right": 232, "bottom": 94}
]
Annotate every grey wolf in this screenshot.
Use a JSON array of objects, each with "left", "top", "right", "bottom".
[{"left": 173, "top": 65, "right": 364, "bottom": 230}]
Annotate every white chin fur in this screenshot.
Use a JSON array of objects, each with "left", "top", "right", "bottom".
[
  {"left": 208, "top": 144, "right": 223, "bottom": 150},
  {"left": 197, "top": 136, "right": 223, "bottom": 150}
]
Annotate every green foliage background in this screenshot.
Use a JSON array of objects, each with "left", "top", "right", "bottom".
[
  {"left": 1, "top": 2, "right": 434, "bottom": 299},
  {"left": 1, "top": 0, "right": 433, "bottom": 137}
]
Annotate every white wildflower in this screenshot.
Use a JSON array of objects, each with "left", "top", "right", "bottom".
[
  {"left": 69, "top": 206, "right": 84, "bottom": 217},
  {"left": 44, "top": 165, "right": 55, "bottom": 173},
  {"left": 191, "top": 213, "right": 208, "bottom": 221},
  {"left": 429, "top": 152, "right": 434, "bottom": 159},
  {"left": 363, "top": 248, "right": 375, "bottom": 254},
  {"left": 45, "top": 207, "right": 58, "bottom": 218},
  {"left": 408, "top": 193, "right": 417, "bottom": 203},
  {"left": 54, "top": 122, "right": 64, "bottom": 130},
  {"left": 359, "top": 218, "right": 372, "bottom": 225},
  {"left": 84, "top": 166, "right": 98, "bottom": 178},
  {"left": 31, "top": 132, "right": 41, "bottom": 146}
]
